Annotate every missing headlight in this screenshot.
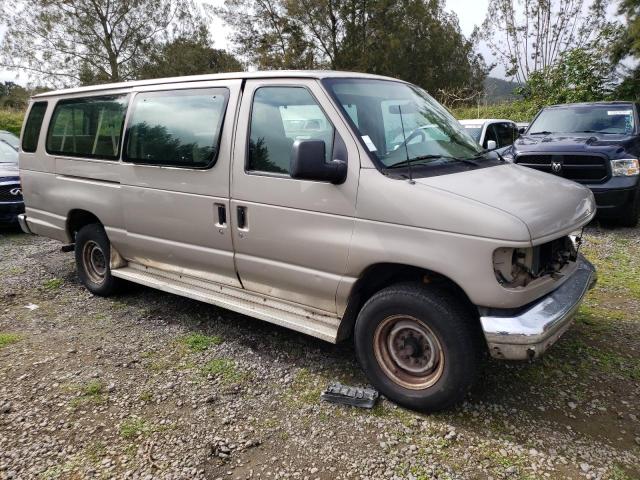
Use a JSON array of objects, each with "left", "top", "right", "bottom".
[{"left": 494, "top": 236, "right": 577, "bottom": 287}]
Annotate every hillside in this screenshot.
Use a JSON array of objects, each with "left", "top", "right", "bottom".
[{"left": 483, "top": 77, "right": 522, "bottom": 103}]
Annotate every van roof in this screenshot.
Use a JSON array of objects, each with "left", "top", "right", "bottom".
[{"left": 33, "top": 70, "right": 403, "bottom": 98}]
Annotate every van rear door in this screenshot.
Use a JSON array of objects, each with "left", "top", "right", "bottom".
[{"left": 118, "top": 80, "right": 241, "bottom": 287}]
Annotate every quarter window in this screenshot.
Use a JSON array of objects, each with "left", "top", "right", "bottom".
[
  {"left": 46, "top": 96, "right": 128, "bottom": 159},
  {"left": 22, "top": 101, "right": 48, "bottom": 153},
  {"left": 248, "top": 87, "right": 334, "bottom": 174},
  {"left": 124, "top": 88, "right": 229, "bottom": 168}
]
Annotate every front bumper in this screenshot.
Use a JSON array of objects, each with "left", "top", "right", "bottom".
[
  {"left": 0, "top": 202, "right": 25, "bottom": 224},
  {"left": 587, "top": 175, "right": 639, "bottom": 218},
  {"left": 480, "top": 256, "right": 597, "bottom": 360},
  {"left": 17, "top": 213, "right": 32, "bottom": 234}
]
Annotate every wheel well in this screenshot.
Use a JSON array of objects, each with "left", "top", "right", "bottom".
[
  {"left": 337, "top": 263, "right": 479, "bottom": 342},
  {"left": 66, "top": 209, "right": 101, "bottom": 241}
]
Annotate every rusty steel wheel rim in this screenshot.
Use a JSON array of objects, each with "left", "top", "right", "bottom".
[
  {"left": 373, "top": 315, "right": 445, "bottom": 390},
  {"left": 82, "top": 240, "right": 107, "bottom": 284}
]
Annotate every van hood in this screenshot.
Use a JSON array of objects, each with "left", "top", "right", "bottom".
[
  {"left": 0, "top": 162, "right": 19, "bottom": 178},
  {"left": 413, "top": 163, "right": 595, "bottom": 242}
]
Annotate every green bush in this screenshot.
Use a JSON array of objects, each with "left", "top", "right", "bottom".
[
  {"left": 452, "top": 100, "right": 542, "bottom": 123},
  {"left": 0, "top": 109, "right": 24, "bottom": 135}
]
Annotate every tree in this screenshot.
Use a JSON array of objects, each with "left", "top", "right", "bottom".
[
  {"left": 215, "top": 0, "right": 489, "bottom": 99},
  {"left": 517, "top": 45, "right": 616, "bottom": 105},
  {"left": 138, "top": 26, "right": 244, "bottom": 79},
  {"left": 480, "top": 0, "right": 614, "bottom": 84},
  {"left": 612, "top": 0, "right": 640, "bottom": 99},
  {"left": 0, "top": 0, "right": 205, "bottom": 87},
  {"left": 214, "top": 0, "right": 317, "bottom": 69}
]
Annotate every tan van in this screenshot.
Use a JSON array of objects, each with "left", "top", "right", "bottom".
[{"left": 18, "top": 71, "right": 596, "bottom": 410}]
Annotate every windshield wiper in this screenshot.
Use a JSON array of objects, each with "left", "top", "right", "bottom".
[
  {"left": 387, "top": 154, "right": 479, "bottom": 169},
  {"left": 529, "top": 131, "right": 553, "bottom": 135},
  {"left": 576, "top": 130, "right": 619, "bottom": 135},
  {"left": 387, "top": 155, "right": 446, "bottom": 169}
]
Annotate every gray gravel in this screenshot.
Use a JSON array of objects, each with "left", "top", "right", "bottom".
[{"left": 0, "top": 226, "right": 639, "bottom": 479}]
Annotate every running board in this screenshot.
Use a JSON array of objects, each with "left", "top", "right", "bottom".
[{"left": 111, "top": 263, "right": 341, "bottom": 342}]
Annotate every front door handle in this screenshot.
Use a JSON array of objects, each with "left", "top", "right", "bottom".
[{"left": 237, "top": 206, "right": 248, "bottom": 230}]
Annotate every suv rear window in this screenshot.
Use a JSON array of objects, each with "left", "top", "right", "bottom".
[
  {"left": 46, "top": 96, "right": 128, "bottom": 160},
  {"left": 22, "top": 101, "right": 48, "bottom": 153},
  {"left": 124, "top": 88, "right": 229, "bottom": 168}
]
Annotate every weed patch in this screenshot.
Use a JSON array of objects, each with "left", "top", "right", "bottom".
[
  {"left": 43, "top": 278, "right": 63, "bottom": 290},
  {"left": 180, "top": 332, "right": 223, "bottom": 352},
  {"left": 119, "top": 417, "right": 151, "bottom": 439},
  {"left": 201, "top": 358, "right": 246, "bottom": 384},
  {"left": 0, "top": 333, "right": 21, "bottom": 348}
]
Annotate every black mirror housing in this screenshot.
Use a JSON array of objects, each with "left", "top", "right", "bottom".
[
  {"left": 290, "top": 139, "right": 347, "bottom": 184},
  {"left": 518, "top": 127, "right": 526, "bottom": 134}
]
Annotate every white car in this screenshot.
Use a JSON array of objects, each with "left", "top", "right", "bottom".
[{"left": 459, "top": 119, "right": 519, "bottom": 153}]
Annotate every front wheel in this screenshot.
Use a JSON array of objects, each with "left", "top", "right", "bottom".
[
  {"left": 75, "top": 223, "right": 121, "bottom": 296},
  {"left": 354, "top": 283, "right": 481, "bottom": 411}
]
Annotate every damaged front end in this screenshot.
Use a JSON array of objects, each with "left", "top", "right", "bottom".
[{"left": 493, "top": 234, "right": 580, "bottom": 288}]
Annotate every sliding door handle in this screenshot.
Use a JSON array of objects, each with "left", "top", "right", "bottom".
[
  {"left": 215, "top": 203, "right": 226, "bottom": 227},
  {"left": 237, "top": 206, "right": 248, "bottom": 230}
]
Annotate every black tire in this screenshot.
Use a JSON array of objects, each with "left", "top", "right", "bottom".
[
  {"left": 617, "top": 190, "right": 639, "bottom": 228},
  {"left": 354, "top": 283, "right": 481, "bottom": 411},
  {"left": 74, "top": 223, "right": 121, "bottom": 296}
]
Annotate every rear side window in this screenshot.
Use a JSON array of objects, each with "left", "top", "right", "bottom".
[
  {"left": 22, "top": 101, "right": 48, "bottom": 153},
  {"left": 124, "top": 88, "right": 229, "bottom": 168},
  {"left": 46, "top": 96, "right": 128, "bottom": 160}
]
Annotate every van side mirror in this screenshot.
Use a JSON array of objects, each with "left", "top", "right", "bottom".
[
  {"left": 518, "top": 127, "right": 526, "bottom": 134},
  {"left": 290, "top": 139, "right": 347, "bottom": 184},
  {"left": 486, "top": 139, "right": 497, "bottom": 150}
]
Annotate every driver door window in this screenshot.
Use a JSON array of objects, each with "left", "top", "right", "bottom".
[{"left": 248, "top": 87, "right": 334, "bottom": 175}]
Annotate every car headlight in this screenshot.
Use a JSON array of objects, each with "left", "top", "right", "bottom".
[{"left": 611, "top": 158, "right": 639, "bottom": 176}]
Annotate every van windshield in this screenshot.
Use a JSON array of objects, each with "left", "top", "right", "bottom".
[
  {"left": 322, "top": 78, "right": 484, "bottom": 168},
  {"left": 529, "top": 104, "right": 636, "bottom": 135}
]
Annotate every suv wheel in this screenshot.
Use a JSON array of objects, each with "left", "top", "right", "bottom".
[
  {"left": 354, "top": 283, "right": 480, "bottom": 411},
  {"left": 75, "top": 223, "right": 121, "bottom": 296}
]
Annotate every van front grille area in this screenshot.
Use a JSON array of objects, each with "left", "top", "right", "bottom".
[
  {"left": 0, "top": 182, "right": 23, "bottom": 202},
  {"left": 515, "top": 154, "right": 609, "bottom": 184}
]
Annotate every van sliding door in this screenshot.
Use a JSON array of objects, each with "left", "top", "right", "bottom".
[{"left": 118, "top": 80, "right": 241, "bottom": 287}]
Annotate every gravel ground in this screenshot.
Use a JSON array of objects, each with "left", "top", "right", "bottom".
[{"left": 0, "top": 224, "right": 639, "bottom": 480}]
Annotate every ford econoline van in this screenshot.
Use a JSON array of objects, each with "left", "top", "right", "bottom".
[{"left": 18, "top": 71, "right": 597, "bottom": 410}]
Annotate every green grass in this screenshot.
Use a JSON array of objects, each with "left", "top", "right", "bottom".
[
  {"left": 180, "top": 332, "right": 223, "bottom": 352},
  {"left": 201, "top": 358, "right": 246, "bottom": 384},
  {"left": 0, "top": 333, "right": 21, "bottom": 348},
  {"left": 582, "top": 236, "right": 640, "bottom": 300},
  {"left": 452, "top": 100, "right": 541, "bottom": 123},
  {"left": 119, "top": 417, "right": 151, "bottom": 439},
  {"left": 42, "top": 278, "right": 63, "bottom": 290},
  {"left": 0, "top": 109, "right": 24, "bottom": 135},
  {"left": 69, "top": 380, "right": 106, "bottom": 408},
  {"left": 139, "top": 390, "right": 153, "bottom": 402}
]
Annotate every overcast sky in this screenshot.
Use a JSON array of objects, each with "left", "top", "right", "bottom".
[{"left": 0, "top": 0, "right": 528, "bottom": 84}]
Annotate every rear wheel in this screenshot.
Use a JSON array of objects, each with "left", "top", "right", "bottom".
[
  {"left": 75, "top": 223, "right": 121, "bottom": 296},
  {"left": 354, "top": 283, "right": 480, "bottom": 411}
]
